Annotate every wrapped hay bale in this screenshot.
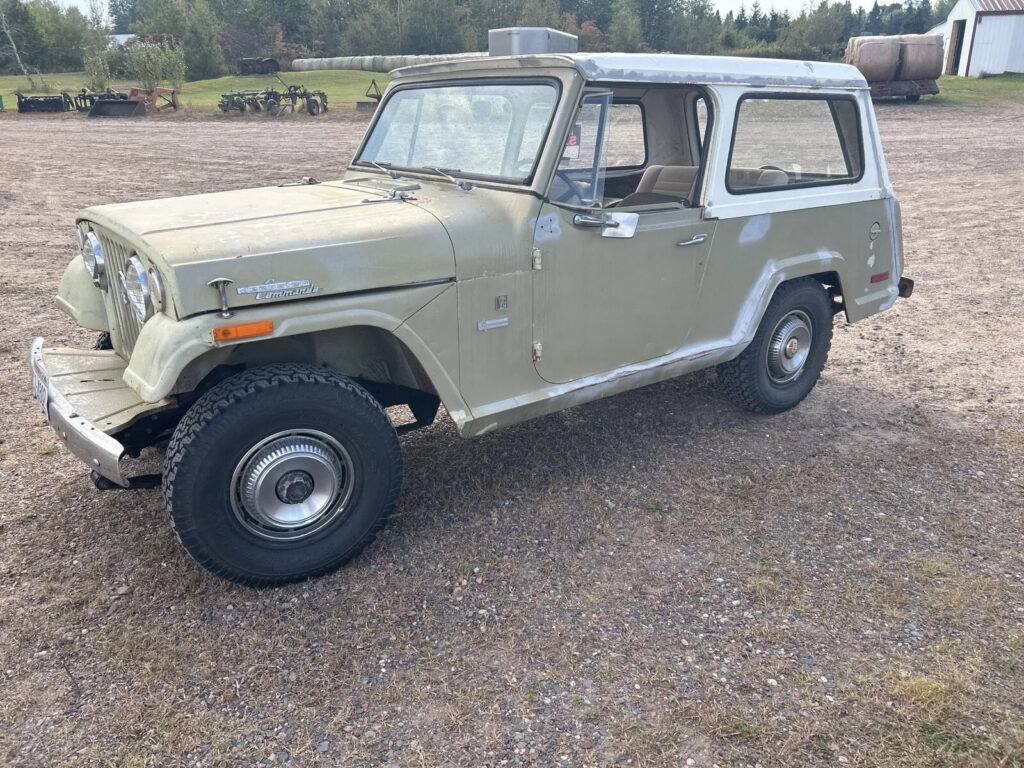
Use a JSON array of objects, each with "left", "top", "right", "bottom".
[
  {"left": 896, "top": 35, "right": 944, "bottom": 80},
  {"left": 845, "top": 35, "right": 900, "bottom": 82}
]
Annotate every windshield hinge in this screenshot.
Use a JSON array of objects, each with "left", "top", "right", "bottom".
[
  {"left": 531, "top": 248, "right": 542, "bottom": 271},
  {"left": 532, "top": 341, "right": 543, "bottom": 362}
]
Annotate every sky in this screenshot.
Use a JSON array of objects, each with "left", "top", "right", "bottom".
[{"left": 59, "top": 0, "right": 883, "bottom": 33}]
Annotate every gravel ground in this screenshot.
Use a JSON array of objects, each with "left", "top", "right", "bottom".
[{"left": 0, "top": 102, "right": 1022, "bottom": 767}]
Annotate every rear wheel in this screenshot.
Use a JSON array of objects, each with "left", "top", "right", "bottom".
[
  {"left": 906, "top": 94, "right": 921, "bottom": 103},
  {"left": 163, "top": 364, "right": 402, "bottom": 586},
  {"left": 307, "top": 98, "right": 321, "bottom": 116},
  {"left": 717, "top": 278, "right": 833, "bottom": 414}
]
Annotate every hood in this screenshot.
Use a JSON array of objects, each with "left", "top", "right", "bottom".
[{"left": 81, "top": 177, "right": 455, "bottom": 318}]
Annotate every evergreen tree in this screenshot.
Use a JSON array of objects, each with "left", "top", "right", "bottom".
[
  {"left": 610, "top": 0, "right": 643, "bottom": 50},
  {"left": 183, "top": 0, "right": 226, "bottom": 79}
]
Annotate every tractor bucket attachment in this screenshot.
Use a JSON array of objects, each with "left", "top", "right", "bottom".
[
  {"left": 88, "top": 99, "right": 147, "bottom": 117},
  {"left": 16, "top": 92, "right": 73, "bottom": 113}
]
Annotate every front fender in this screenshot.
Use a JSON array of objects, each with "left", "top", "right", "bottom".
[
  {"left": 56, "top": 255, "right": 108, "bottom": 332},
  {"left": 123, "top": 282, "right": 453, "bottom": 402}
]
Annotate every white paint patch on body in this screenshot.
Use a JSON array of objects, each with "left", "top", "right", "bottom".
[
  {"left": 739, "top": 214, "right": 771, "bottom": 244},
  {"left": 531, "top": 213, "right": 561, "bottom": 243}
]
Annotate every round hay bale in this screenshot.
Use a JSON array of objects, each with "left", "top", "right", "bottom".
[
  {"left": 846, "top": 36, "right": 900, "bottom": 82},
  {"left": 897, "top": 34, "right": 944, "bottom": 80}
]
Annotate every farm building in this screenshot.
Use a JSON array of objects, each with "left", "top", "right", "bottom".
[{"left": 928, "top": 0, "right": 1024, "bottom": 76}]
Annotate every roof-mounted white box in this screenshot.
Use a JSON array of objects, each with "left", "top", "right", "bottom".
[{"left": 488, "top": 27, "right": 579, "bottom": 56}]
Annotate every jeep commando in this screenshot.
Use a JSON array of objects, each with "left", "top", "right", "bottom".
[{"left": 30, "top": 52, "right": 913, "bottom": 585}]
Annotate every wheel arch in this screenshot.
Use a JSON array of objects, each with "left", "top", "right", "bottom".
[{"left": 177, "top": 323, "right": 465, "bottom": 416}]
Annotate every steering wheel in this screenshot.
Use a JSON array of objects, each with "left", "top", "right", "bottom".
[{"left": 549, "top": 170, "right": 589, "bottom": 204}]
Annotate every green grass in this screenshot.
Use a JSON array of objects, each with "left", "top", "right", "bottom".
[
  {"left": 930, "top": 73, "right": 1024, "bottom": 106},
  {"left": 0, "top": 69, "right": 383, "bottom": 113}
]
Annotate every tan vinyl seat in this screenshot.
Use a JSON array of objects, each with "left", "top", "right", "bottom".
[{"left": 612, "top": 164, "right": 699, "bottom": 208}]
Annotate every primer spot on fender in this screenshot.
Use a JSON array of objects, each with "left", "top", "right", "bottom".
[
  {"left": 739, "top": 214, "right": 771, "bottom": 244},
  {"left": 531, "top": 213, "right": 561, "bottom": 243}
]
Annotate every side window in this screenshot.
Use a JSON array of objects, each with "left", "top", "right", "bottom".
[
  {"left": 604, "top": 103, "right": 645, "bottom": 168},
  {"left": 553, "top": 97, "right": 646, "bottom": 207},
  {"left": 728, "top": 96, "right": 863, "bottom": 193},
  {"left": 554, "top": 92, "right": 612, "bottom": 206}
]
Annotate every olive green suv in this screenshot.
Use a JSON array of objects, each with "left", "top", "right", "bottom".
[{"left": 29, "top": 52, "right": 913, "bottom": 585}]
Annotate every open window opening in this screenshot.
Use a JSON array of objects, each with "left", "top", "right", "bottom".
[{"left": 547, "top": 85, "right": 713, "bottom": 212}]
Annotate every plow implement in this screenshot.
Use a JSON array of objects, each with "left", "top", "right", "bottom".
[{"left": 218, "top": 79, "right": 328, "bottom": 116}]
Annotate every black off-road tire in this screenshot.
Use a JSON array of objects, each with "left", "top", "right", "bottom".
[
  {"left": 717, "top": 278, "right": 833, "bottom": 414},
  {"left": 163, "top": 364, "right": 402, "bottom": 586}
]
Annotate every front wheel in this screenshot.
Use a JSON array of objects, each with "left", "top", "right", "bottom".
[
  {"left": 163, "top": 364, "right": 402, "bottom": 585},
  {"left": 717, "top": 278, "right": 834, "bottom": 414}
]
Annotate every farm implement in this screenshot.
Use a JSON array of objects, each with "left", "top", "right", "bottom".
[
  {"left": 75, "top": 87, "right": 179, "bottom": 117},
  {"left": 218, "top": 81, "right": 328, "bottom": 116},
  {"left": 15, "top": 92, "right": 74, "bottom": 113}
]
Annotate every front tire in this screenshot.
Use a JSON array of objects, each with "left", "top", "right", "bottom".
[
  {"left": 717, "top": 278, "right": 833, "bottom": 414},
  {"left": 163, "top": 364, "right": 402, "bottom": 586}
]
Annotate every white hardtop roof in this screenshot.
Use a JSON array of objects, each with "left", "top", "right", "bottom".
[{"left": 392, "top": 52, "right": 868, "bottom": 90}]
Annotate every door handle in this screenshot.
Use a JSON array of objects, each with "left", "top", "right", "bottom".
[
  {"left": 677, "top": 233, "right": 708, "bottom": 247},
  {"left": 573, "top": 213, "right": 617, "bottom": 228}
]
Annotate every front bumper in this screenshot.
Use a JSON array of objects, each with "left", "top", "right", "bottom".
[{"left": 29, "top": 337, "right": 130, "bottom": 487}]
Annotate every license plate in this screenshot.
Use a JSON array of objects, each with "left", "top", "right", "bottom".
[{"left": 31, "top": 362, "right": 49, "bottom": 419}]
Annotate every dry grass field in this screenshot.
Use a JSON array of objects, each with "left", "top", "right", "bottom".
[{"left": 0, "top": 98, "right": 1022, "bottom": 768}]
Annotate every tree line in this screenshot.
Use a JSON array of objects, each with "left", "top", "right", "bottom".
[{"left": 1, "top": 0, "right": 955, "bottom": 82}]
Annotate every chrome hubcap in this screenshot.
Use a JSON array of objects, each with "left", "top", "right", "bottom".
[
  {"left": 766, "top": 310, "right": 813, "bottom": 384},
  {"left": 231, "top": 430, "right": 354, "bottom": 541}
]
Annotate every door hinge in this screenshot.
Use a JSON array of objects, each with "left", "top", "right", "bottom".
[
  {"left": 532, "top": 341, "right": 543, "bottom": 362},
  {"left": 531, "top": 247, "right": 542, "bottom": 270}
]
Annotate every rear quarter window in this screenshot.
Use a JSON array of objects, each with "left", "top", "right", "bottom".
[{"left": 727, "top": 95, "right": 863, "bottom": 193}]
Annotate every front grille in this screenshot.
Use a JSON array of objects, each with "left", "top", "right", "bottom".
[{"left": 95, "top": 231, "right": 143, "bottom": 357}]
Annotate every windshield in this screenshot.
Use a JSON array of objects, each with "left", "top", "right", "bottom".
[{"left": 356, "top": 81, "right": 559, "bottom": 183}]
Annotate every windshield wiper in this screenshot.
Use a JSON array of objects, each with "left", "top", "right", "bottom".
[
  {"left": 428, "top": 167, "right": 474, "bottom": 191},
  {"left": 365, "top": 160, "right": 401, "bottom": 179}
]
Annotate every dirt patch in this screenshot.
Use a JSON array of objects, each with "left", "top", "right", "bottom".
[{"left": 0, "top": 103, "right": 1022, "bottom": 767}]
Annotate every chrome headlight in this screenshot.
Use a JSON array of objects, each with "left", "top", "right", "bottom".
[
  {"left": 80, "top": 227, "right": 106, "bottom": 289},
  {"left": 121, "top": 255, "right": 152, "bottom": 323}
]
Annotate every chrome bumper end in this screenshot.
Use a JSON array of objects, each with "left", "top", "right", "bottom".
[{"left": 29, "top": 337, "right": 129, "bottom": 488}]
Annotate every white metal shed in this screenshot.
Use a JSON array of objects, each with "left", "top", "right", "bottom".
[{"left": 929, "top": 0, "right": 1024, "bottom": 76}]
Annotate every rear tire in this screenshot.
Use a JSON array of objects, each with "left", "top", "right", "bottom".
[
  {"left": 906, "top": 94, "right": 921, "bottom": 103},
  {"left": 717, "top": 278, "right": 833, "bottom": 414},
  {"left": 163, "top": 364, "right": 402, "bottom": 586}
]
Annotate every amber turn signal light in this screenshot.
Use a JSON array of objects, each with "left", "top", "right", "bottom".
[{"left": 212, "top": 319, "right": 274, "bottom": 342}]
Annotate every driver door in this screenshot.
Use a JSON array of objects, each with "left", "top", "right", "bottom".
[{"left": 531, "top": 93, "right": 716, "bottom": 385}]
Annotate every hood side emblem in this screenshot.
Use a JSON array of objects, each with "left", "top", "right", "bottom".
[{"left": 237, "top": 278, "right": 320, "bottom": 301}]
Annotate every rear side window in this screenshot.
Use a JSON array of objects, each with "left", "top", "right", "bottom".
[{"left": 727, "top": 96, "right": 863, "bottom": 193}]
